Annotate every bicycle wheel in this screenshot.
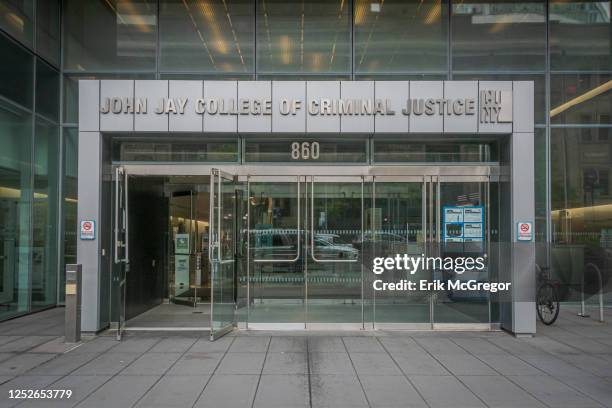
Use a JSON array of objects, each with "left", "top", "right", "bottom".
[{"left": 536, "top": 282, "right": 560, "bottom": 325}]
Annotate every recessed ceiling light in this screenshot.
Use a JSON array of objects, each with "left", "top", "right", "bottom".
[{"left": 371, "top": 2, "right": 381, "bottom": 12}]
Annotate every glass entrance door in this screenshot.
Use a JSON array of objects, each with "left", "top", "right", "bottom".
[
  {"left": 247, "top": 176, "right": 304, "bottom": 329},
  {"left": 430, "top": 176, "right": 493, "bottom": 328},
  {"left": 307, "top": 176, "right": 364, "bottom": 328},
  {"left": 371, "top": 176, "right": 429, "bottom": 329},
  {"left": 113, "top": 167, "right": 129, "bottom": 340},
  {"left": 239, "top": 171, "right": 495, "bottom": 329},
  {"left": 209, "top": 169, "right": 237, "bottom": 340}
]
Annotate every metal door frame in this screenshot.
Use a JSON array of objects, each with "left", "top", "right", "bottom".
[
  {"left": 111, "top": 164, "right": 498, "bottom": 332},
  {"left": 209, "top": 168, "right": 238, "bottom": 340},
  {"left": 305, "top": 175, "right": 366, "bottom": 330},
  {"left": 371, "top": 175, "right": 431, "bottom": 330},
  {"left": 430, "top": 175, "right": 492, "bottom": 331},
  {"left": 113, "top": 166, "right": 129, "bottom": 340},
  {"left": 244, "top": 175, "right": 305, "bottom": 330}
]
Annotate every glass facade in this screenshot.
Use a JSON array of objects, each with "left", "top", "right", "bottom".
[
  {"left": 0, "top": 1, "right": 61, "bottom": 320},
  {"left": 0, "top": 0, "right": 609, "bottom": 321}
]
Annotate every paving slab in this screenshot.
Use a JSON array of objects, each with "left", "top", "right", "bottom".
[
  {"left": 451, "top": 337, "right": 509, "bottom": 355},
  {"left": 263, "top": 352, "right": 307, "bottom": 375},
  {"left": 188, "top": 336, "right": 233, "bottom": 353},
  {"left": 459, "top": 375, "right": 547, "bottom": 408},
  {"left": 228, "top": 336, "right": 270, "bottom": 353},
  {"left": 409, "top": 375, "right": 486, "bottom": 408},
  {"left": 216, "top": 352, "right": 265, "bottom": 375},
  {"left": 122, "top": 352, "right": 182, "bottom": 375},
  {"left": 134, "top": 375, "right": 209, "bottom": 408},
  {"left": 268, "top": 336, "right": 307, "bottom": 353},
  {"left": 106, "top": 337, "right": 161, "bottom": 353},
  {"left": 71, "top": 352, "right": 142, "bottom": 376},
  {"left": 359, "top": 375, "right": 428, "bottom": 408},
  {"left": 309, "top": 352, "right": 355, "bottom": 375},
  {"left": 474, "top": 354, "right": 543, "bottom": 375},
  {"left": 433, "top": 353, "right": 498, "bottom": 376},
  {"left": 0, "top": 353, "right": 58, "bottom": 375},
  {"left": 508, "top": 375, "right": 605, "bottom": 408},
  {"left": 390, "top": 351, "right": 450, "bottom": 376},
  {"left": 194, "top": 374, "right": 259, "bottom": 408},
  {"left": 349, "top": 352, "right": 403, "bottom": 376},
  {"left": 253, "top": 374, "right": 309, "bottom": 408},
  {"left": 148, "top": 337, "right": 197, "bottom": 353},
  {"left": 0, "top": 337, "right": 56, "bottom": 353},
  {"left": 165, "top": 353, "right": 222, "bottom": 376},
  {"left": 310, "top": 374, "right": 369, "bottom": 408},
  {"left": 76, "top": 374, "right": 160, "bottom": 408},
  {"left": 28, "top": 352, "right": 99, "bottom": 375},
  {"left": 343, "top": 337, "right": 386, "bottom": 353},
  {"left": 308, "top": 337, "right": 346, "bottom": 353},
  {"left": 519, "top": 354, "right": 594, "bottom": 377},
  {"left": 555, "top": 375, "right": 612, "bottom": 408}
]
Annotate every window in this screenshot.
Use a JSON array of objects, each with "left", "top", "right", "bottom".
[
  {"left": 0, "top": 0, "right": 34, "bottom": 46},
  {"left": 64, "top": 0, "right": 157, "bottom": 71},
  {"left": 550, "top": 0, "right": 611, "bottom": 71},
  {"left": 256, "top": 0, "right": 351, "bottom": 74},
  {"left": 0, "top": 32, "right": 33, "bottom": 108},
  {"left": 354, "top": 0, "right": 448, "bottom": 73},
  {"left": 452, "top": 1, "right": 546, "bottom": 71},
  {"left": 159, "top": 0, "right": 254, "bottom": 73}
]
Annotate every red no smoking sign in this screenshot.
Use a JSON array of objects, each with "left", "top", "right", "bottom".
[
  {"left": 517, "top": 221, "right": 532, "bottom": 241},
  {"left": 80, "top": 220, "right": 96, "bottom": 240}
]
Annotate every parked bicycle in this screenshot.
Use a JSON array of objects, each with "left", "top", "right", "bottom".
[{"left": 536, "top": 264, "right": 560, "bottom": 325}]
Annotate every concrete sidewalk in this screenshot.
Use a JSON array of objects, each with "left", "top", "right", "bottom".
[{"left": 0, "top": 307, "right": 610, "bottom": 407}]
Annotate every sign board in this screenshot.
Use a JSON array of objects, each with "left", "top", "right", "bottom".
[
  {"left": 443, "top": 206, "right": 484, "bottom": 243},
  {"left": 517, "top": 221, "right": 533, "bottom": 241},
  {"left": 175, "top": 233, "right": 190, "bottom": 254},
  {"left": 80, "top": 220, "right": 96, "bottom": 240}
]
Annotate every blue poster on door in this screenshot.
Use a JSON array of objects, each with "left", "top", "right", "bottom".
[{"left": 443, "top": 206, "right": 484, "bottom": 242}]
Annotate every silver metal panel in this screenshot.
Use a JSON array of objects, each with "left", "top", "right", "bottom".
[
  {"left": 478, "top": 81, "right": 513, "bottom": 134},
  {"left": 444, "top": 81, "right": 478, "bottom": 133},
  {"left": 203, "top": 81, "right": 238, "bottom": 133},
  {"left": 512, "top": 81, "right": 534, "bottom": 134},
  {"left": 134, "top": 80, "right": 168, "bottom": 132},
  {"left": 169, "top": 80, "right": 203, "bottom": 132},
  {"left": 100, "top": 80, "right": 134, "bottom": 132},
  {"left": 272, "top": 81, "right": 306, "bottom": 133},
  {"left": 340, "top": 81, "right": 374, "bottom": 133},
  {"left": 119, "top": 164, "right": 499, "bottom": 177},
  {"left": 78, "top": 80, "right": 99, "bottom": 132},
  {"left": 306, "top": 81, "right": 340, "bottom": 133},
  {"left": 77, "top": 131, "right": 101, "bottom": 332},
  {"left": 238, "top": 81, "right": 271, "bottom": 133},
  {"left": 510, "top": 132, "right": 536, "bottom": 335},
  {"left": 409, "top": 81, "right": 443, "bottom": 133},
  {"left": 374, "top": 81, "right": 409, "bottom": 133}
]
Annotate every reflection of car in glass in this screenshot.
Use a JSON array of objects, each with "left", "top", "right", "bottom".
[
  {"left": 312, "top": 236, "right": 359, "bottom": 260},
  {"left": 250, "top": 229, "right": 359, "bottom": 269}
]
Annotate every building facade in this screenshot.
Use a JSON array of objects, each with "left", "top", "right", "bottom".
[{"left": 0, "top": 0, "right": 610, "bottom": 336}]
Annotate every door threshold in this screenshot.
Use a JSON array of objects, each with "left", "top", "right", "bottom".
[{"left": 124, "top": 327, "right": 211, "bottom": 331}]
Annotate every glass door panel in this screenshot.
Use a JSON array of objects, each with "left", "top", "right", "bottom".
[
  {"left": 209, "top": 169, "right": 236, "bottom": 340},
  {"left": 307, "top": 177, "right": 364, "bottom": 327},
  {"left": 372, "top": 178, "right": 430, "bottom": 327},
  {"left": 433, "top": 177, "right": 490, "bottom": 325},
  {"left": 113, "top": 167, "right": 128, "bottom": 340},
  {"left": 248, "top": 177, "right": 304, "bottom": 326}
]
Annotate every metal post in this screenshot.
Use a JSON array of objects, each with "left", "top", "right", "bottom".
[{"left": 65, "top": 264, "right": 82, "bottom": 343}]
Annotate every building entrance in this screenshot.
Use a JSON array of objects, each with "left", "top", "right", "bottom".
[
  {"left": 112, "top": 167, "right": 500, "bottom": 339},
  {"left": 246, "top": 174, "right": 496, "bottom": 330}
]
